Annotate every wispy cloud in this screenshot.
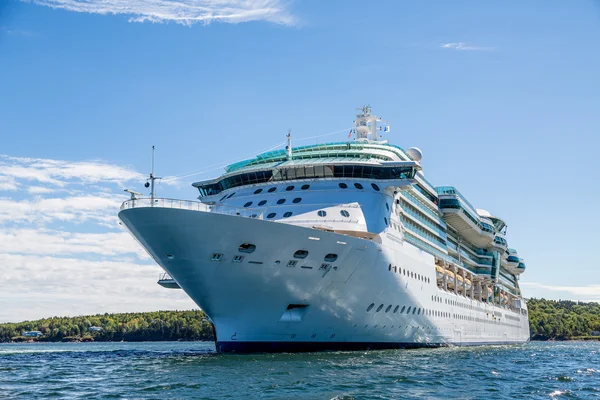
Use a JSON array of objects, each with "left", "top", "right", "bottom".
[
  {"left": 25, "top": 0, "right": 296, "bottom": 26},
  {"left": 0, "top": 153, "right": 196, "bottom": 322},
  {"left": 440, "top": 42, "right": 492, "bottom": 51},
  {"left": 521, "top": 282, "right": 600, "bottom": 302}
]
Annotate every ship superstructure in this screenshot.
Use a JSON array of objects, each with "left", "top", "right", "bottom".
[{"left": 118, "top": 106, "right": 529, "bottom": 352}]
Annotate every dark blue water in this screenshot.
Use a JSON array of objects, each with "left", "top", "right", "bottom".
[{"left": 1, "top": 341, "right": 599, "bottom": 399}]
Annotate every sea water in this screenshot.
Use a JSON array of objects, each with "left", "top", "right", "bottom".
[{"left": 1, "top": 341, "right": 599, "bottom": 399}]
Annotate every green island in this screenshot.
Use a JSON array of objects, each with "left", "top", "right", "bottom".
[{"left": 1, "top": 299, "right": 599, "bottom": 343}]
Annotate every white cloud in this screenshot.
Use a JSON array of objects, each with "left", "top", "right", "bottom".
[
  {"left": 441, "top": 42, "right": 492, "bottom": 51},
  {"left": 0, "top": 228, "right": 149, "bottom": 259},
  {"left": 0, "top": 153, "right": 199, "bottom": 322},
  {"left": 521, "top": 282, "right": 600, "bottom": 302},
  {"left": 27, "top": 186, "right": 55, "bottom": 194},
  {"left": 27, "top": 0, "right": 296, "bottom": 26},
  {"left": 0, "top": 155, "right": 145, "bottom": 187},
  {"left": 0, "top": 253, "right": 196, "bottom": 323},
  {"left": 0, "top": 176, "right": 18, "bottom": 191},
  {"left": 0, "top": 195, "right": 122, "bottom": 224}
]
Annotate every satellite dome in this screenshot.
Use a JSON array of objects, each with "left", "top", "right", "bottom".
[{"left": 406, "top": 147, "right": 422, "bottom": 162}]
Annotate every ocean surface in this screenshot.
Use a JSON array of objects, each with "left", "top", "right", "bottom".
[{"left": 0, "top": 341, "right": 598, "bottom": 399}]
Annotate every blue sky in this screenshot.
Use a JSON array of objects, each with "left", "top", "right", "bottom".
[{"left": 1, "top": 0, "right": 599, "bottom": 322}]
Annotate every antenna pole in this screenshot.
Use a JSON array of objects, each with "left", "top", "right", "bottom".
[
  {"left": 150, "top": 146, "right": 156, "bottom": 206},
  {"left": 286, "top": 130, "right": 292, "bottom": 160}
]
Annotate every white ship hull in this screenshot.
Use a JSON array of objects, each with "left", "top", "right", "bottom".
[{"left": 119, "top": 207, "right": 530, "bottom": 353}]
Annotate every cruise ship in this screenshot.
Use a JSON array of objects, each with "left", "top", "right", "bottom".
[{"left": 118, "top": 106, "right": 530, "bottom": 353}]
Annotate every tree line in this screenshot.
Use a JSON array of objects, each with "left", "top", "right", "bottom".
[
  {"left": 1, "top": 299, "right": 599, "bottom": 342},
  {"left": 0, "top": 310, "right": 214, "bottom": 342},
  {"left": 527, "top": 298, "right": 600, "bottom": 340}
]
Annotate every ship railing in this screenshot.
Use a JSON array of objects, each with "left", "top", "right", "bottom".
[
  {"left": 158, "top": 272, "right": 174, "bottom": 281},
  {"left": 120, "top": 198, "right": 264, "bottom": 220}
]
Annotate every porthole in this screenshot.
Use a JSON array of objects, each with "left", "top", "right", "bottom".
[
  {"left": 293, "top": 250, "right": 309, "bottom": 259},
  {"left": 277, "top": 199, "right": 286, "bottom": 205},
  {"left": 354, "top": 183, "right": 363, "bottom": 189},
  {"left": 254, "top": 188, "right": 263, "bottom": 194},
  {"left": 285, "top": 185, "right": 295, "bottom": 191},
  {"left": 340, "top": 210, "right": 350, "bottom": 217},
  {"left": 367, "top": 303, "right": 375, "bottom": 312},
  {"left": 371, "top": 183, "right": 380, "bottom": 191},
  {"left": 283, "top": 212, "right": 293, "bottom": 218},
  {"left": 317, "top": 210, "right": 327, "bottom": 217},
  {"left": 292, "top": 198, "right": 302, "bottom": 203},
  {"left": 268, "top": 187, "right": 277, "bottom": 193},
  {"left": 324, "top": 254, "right": 338, "bottom": 262},
  {"left": 385, "top": 305, "right": 392, "bottom": 313},
  {"left": 376, "top": 304, "right": 384, "bottom": 312},
  {"left": 339, "top": 183, "right": 348, "bottom": 189},
  {"left": 266, "top": 212, "right": 276, "bottom": 219},
  {"left": 258, "top": 200, "right": 267, "bottom": 206},
  {"left": 243, "top": 201, "right": 253, "bottom": 208},
  {"left": 227, "top": 192, "right": 236, "bottom": 199},
  {"left": 393, "top": 305, "right": 399, "bottom": 313},
  {"left": 401, "top": 306, "right": 406, "bottom": 313},
  {"left": 238, "top": 243, "right": 256, "bottom": 253},
  {"left": 301, "top": 184, "right": 310, "bottom": 190}
]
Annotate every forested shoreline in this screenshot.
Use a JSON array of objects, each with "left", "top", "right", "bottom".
[{"left": 1, "top": 299, "right": 599, "bottom": 343}]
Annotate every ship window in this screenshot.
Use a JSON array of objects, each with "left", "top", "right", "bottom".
[
  {"left": 254, "top": 188, "right": 263, "bottom": 194},
  {"left": 376, "top": 304, "right": 384, "bottom": 312},
  {"left": 220, "top": 195, "right": 228, "bottom": 201},
  {"left": 238, "top": 243, "right": 256, "bottom": 253},
  {"left": 268, "top": 187, "right": 277, "bottom": 193},
  {"left": 371, "top": 183, "right": 380, "bottom": 191},
  {"left": 340, "top": 210, "right": 350, "bottom": 217},
  {"left": 287, "top": 260, "right": 297, "bottom": 268},
  {"left": 283, "top": 212, "right": 293, "bottom": 218},
  {"left": 318, "top": 210, "right": 327, "bottom": 217},
  {"left": 366, "top": 303, "right": 375, "bottom": 312},
  {"left": 267, "top": 213, "right": 276, "bottom": 219},
  {"left": 292, "top": 197, "right": 302, "bottom": 203},
  {"left": 401, "top": 306, "right": 406, "bottom": 313},
  {"left": 243, "top": 202, "right": 253, "bottom": 208},
  {"left": 258, "top": 200, "right": 267, "bottom": 206},
  {"left": 227, "top": 192, "right": 236, "bottom": 199},
  {"left": 394, "top": 266, "right": 397, "bottom": 273},
  {"left": 339, "top": 183, "right": 348, "bottom": 189},
  {"left": 277, "top": 198, "right": 286, "bottom": 204},
  {"left": 232, "top": 255, "right": 244, "bottom": 263},
  {"left": 384, "top": 217, "right": 388, "bottom": 226},
  {"left": 301, "top": 184, "right": 310, "bottom": 190},
  {"left": 324, "top": 254, "right": 338, "bottom": 262},
  {"left": 417, "top": 308, "right": 421, "bottom": 315},
  {"left": 385, "top": 203, "right": 389, "bottom": 211},
  {"left": 406, "top": 306, "right": 412, "bottom": 314},
  {"left": 210, "top": 253, "right": 223, "bottom": 261},
  {"left": 385, "top": 305, "right": 392, "bottom": 313},
  {"left": 286, "top": 185, "right": 295, "bottom": 191},
  {"left": 294, "top": 250, "right": 309, "bottom": 259},
  {"left": 412, "top": 308, "right": 417, "bottom": 314},
  {"left": 250, "top": 214, "right": 258, "bottom": 218},
  {"left": 388, "top": 264, "right": 392, "bottom": 271},
  {"left": 354, "top": 183, "right": 364, "bottom": 189},
  {"left": 393, "top": 305, "right": 399, "bottom": 313}
]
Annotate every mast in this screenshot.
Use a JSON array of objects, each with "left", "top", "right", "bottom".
[
  {"left": 286, "top": 130, "right": 292, "bottom": 160},
  {"left": 148, "top": 145, "right": 161, "bottom": 206}
]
